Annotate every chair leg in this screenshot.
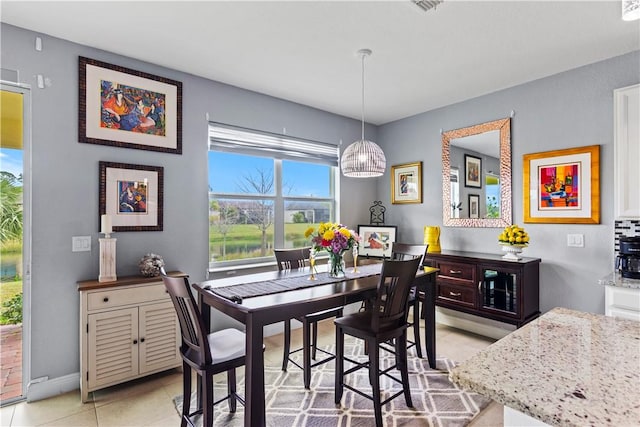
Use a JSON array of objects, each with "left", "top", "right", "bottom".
[
  {"left": 412, "top": 299, "right": 423, "bottom": 358},
  {"left": 397, "top": 333, "right": 413, "bottom": 407},
  {"left": 311, "top": 321, "right": 318, "bottom": 360},
  {"left": 335, "top": 327, "right": 344, "bottom": 404},
  {"left": 282, "top": 319, "right": 291, "bottom": 371},
  {"left": 227, "top": 368, "right": 237, "bottom": 413},
  {"left": 181, "top": 362, "right": 191, "bottom": 427},
  {"left": 369, "top": 340, "right": 383, "bottom": 427},
  {"left": 303, "top": 319, "right": 312, "bottom": 389},
  {"left": 202, "top": 373, "right": 214, "bottom": 427}
]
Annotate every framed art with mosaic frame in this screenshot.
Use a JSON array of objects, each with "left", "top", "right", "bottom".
[{"left": 79, "top": 56, "right": 182, "bottom": 154}]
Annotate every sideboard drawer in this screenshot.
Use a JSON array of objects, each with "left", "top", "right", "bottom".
[
  {"left": 87, "top": 282, "right": 167, "bottom": 310},
  {"left": 437, "top": 283, "right": 475, "bottom": 307},
  {"left": 437, "top": 262, "right": 475, "bottom": 285}
]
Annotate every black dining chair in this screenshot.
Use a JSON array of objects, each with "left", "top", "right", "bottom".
[
  {"left": 162, "top": 275, "right": 247, "bottom": 427},
  {"left": 388, "top": 242, "right": 428, "bottom": 358},
  {"left": 334, "top": 256, "right": 422, "bottom": 427},
  {"left": 275, "top": 247, "right": 344, "bottom": 389},
  {"left": 334, "top": 257, "right": 420, "bottom": 427}
]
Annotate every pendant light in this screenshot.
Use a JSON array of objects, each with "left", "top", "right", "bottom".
[{"left": 340, "top": 49, "right": 386, "bottom": 178}]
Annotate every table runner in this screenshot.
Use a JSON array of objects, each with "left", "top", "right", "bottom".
[{"left": 210, "top": 262, "right": 382, "bottom": 301}]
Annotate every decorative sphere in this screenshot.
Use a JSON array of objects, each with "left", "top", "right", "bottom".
[{"left": 138, "top": 253, "right": 165, "bottom": 277}]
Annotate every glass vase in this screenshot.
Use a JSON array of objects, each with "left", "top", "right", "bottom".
[{"left": 328, "top": 251, "right": 346, "bottom": 278}]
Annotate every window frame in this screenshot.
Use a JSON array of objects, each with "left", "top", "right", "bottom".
[{"left": 208, "top": 125, "right": 339, "bottom": 271}]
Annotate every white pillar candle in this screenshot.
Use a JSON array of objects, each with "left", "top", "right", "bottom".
[{"left": 101, "top": 214, "right": 112, "bottom": 234}]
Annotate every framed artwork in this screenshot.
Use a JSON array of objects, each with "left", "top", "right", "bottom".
[
  {"left": 468, "top": 194, "right": 480, "bottom": 219},
  {"left": 357, "top": 225, "right": 397, "bottom": 258},
  {"left": 523, "top": 145, "right": 600, "bottom": 224},
  {"left": 79, "top": 57, "right": 182, "bottom": 154},
  {"left": 391, "top": 162, "right": 422, "bottom": 204},
  {"left": 464, "top": 154, "right": 482, "bottom": 188},
  {"left": 99, "top": 161, "right": 164, "bottom": 232}
]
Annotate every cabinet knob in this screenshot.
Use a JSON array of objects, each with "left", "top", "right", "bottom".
[
  {"left": 103, "top": 297, "right": 109, "bottom": 302},
  {"left": 140, "top": 338, "right": 145, "bottom": 343},
  {"left": 133, "top": 339, "right": 138, "bottom": 344},
  {"left": 449, "top": 270, "right": 461, "bottom": 274},
  {"left": 449, "top": 291, "right": 462, "bottom": 297}
]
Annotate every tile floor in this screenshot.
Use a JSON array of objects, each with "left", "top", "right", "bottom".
[{"left": 0, "top": 320, "right": 503, "bottom": 426}]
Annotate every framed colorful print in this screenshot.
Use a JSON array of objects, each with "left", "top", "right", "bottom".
[
  {"left": 391, "top": 162, "right": 422, "bottom": 204},
  {"left": 99, "top": 161, "right": 164, "bottom": 232},
  {"left": 468, "top": 194, "right": 480, "bottom": 219},
  {"left": 79, "top": 57, "right": 182, "bottom": 154},
  {"left": 464, "top": 154, "right": 482, "bottom": 188},
  {"left": 523, "top": 145, "right": 600, "bottom": 224},
  {"left": 357, "top": 225, "right": 397, "bottom": 258}
]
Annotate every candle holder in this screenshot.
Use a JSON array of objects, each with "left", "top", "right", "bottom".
[
  {"left": 99, "top": 233, "right": 117, "bottom": 282},
  {"left": 352, "top": 245, "right": 359, "bottom": 273},
  {"left": 308, "top": 248, "right": 317, "bottom": 281}
]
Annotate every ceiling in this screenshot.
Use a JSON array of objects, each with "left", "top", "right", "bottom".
[{"left": 2, "top": 1, "right": 639, "bottom": 125}]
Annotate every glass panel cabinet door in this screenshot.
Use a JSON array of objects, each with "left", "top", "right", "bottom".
[{"left": 479, "top": 267, "right": 518, "bottom": 316}]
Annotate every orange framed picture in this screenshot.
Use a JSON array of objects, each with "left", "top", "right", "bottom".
[{"left": 523, "top": 145, "right": 600, "bottom": 224}]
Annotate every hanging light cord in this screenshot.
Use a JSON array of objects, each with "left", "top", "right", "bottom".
[{"left": 360, "top": 52, "right": 366, "bottom": 141}]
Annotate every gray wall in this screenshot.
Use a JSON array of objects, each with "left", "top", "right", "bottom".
[
  {"left": 377, "top": 50, "right": 640, "bottom": 316},
  {"left": 1, "top": 24, "right": 376, "bottom": 382}
]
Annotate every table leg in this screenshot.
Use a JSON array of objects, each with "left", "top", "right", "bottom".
[
  {"left": 423, "top": 278, "right": 437, "bottom": 369},
  {"left": 245, "top": 314, "right": 266, "bottom": 427},
  {"left": 197, "top": 293, "right": 211, "bottom": 412}
]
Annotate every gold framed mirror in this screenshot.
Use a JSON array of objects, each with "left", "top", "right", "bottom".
[{"left": 442, "top": 117, "right": 511, "bottom": 227}]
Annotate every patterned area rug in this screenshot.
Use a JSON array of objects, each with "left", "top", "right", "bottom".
[{"left": 173, "top": 339, "right": 490, "bottom": 427}]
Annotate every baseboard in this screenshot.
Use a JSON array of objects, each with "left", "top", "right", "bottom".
[
  {"left": 436, "top": 307, "right": 515, "bottom": 340},
  {"left": 26, "top": 372, "right": 79, "bottom": 402}
]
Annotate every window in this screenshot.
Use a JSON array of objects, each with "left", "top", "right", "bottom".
[{"left": 208, "top": 123, "right": 338, "bottom": 268}]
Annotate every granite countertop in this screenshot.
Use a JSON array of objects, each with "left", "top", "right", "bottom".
[
  {"left": 450, "top": 307, "right": 640, "bottom": 427},
  {"left": 598, "top": 272, "right": 640, "bottom": 289}
]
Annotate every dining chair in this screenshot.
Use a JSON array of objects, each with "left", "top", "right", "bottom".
[
  {"left": 162, "top": 275, "right": 248, "bottom": 427},
  {"left": 334, "top": 256, "right": 422, "bottom": 427},
  {"left": 274, "top": 247, "right": 344, "bottom": 389},
  {"left": 389, "top": 242, "right": 428, "bottom": 358}
]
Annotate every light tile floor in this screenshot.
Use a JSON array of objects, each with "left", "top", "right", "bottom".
[{"left": 0, "top": 320, "right": 503, "bottom": 426}]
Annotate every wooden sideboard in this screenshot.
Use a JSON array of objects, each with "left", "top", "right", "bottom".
[
  {"left": 423, "top": 250, "right": 540, "bottom": 327},
  {"left": 77, "top": 272, "right": 185, "bottom": 402}
]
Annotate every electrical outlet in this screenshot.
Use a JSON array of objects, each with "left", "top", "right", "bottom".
[
  {"left": 567, "top": 234, "right": 584, "bottom": 247},
  {"left": 72, "top": 236, "right": 91, "bottom": 252}
]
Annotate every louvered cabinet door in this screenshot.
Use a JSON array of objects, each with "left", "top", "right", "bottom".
[
  {"left": 138, "top": 301, "right": 181, "bottom": 374},
  {"left": 87, "top": 307, "right": 139, "bottom": 390}
]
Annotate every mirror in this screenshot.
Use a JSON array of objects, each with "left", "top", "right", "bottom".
[{"left": 442, "top": 118, "right": 511, "bottom": 227}]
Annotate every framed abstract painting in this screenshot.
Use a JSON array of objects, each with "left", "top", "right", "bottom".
[
  {"left": 523, "top": 145, "right": 600, "bottom": 224},
  {"left": 79, "top": 57, "right": 182, "bottom": 154}
]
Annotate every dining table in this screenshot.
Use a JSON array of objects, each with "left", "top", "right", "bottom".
[{"left": 193, "top": 261, "right": 439, "bottom": 427}]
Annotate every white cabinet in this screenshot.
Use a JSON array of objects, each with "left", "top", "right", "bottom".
[
  {"left": 605, "top": 285, "right": 640, "bottom": 322},
  {"left": 614, "top": 84, "right": 640, "bottom": 219},
  {"left": 78, "top": 273, "right": 184, "bottom": 402}
]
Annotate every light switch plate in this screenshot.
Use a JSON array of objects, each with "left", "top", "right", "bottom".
[
  {"left": 567, "top": 234, "right": 584, "bottom": 247},
  {"left": 72, "top": 236, "right": 91, "bottom": 252}
]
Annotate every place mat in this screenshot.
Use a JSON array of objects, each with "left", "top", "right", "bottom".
[{"left": 210, "top": 262, "right": 382, "bottom": 301}]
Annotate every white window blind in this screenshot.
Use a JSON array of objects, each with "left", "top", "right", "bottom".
[{"left": 209, "top": 122, "right": 339, "bottom": 166}]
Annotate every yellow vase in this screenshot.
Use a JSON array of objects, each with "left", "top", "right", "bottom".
[{"left": 423, "top": 226, "right": 441, "bottom": 253}]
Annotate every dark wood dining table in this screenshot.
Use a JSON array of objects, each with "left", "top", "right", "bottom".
[{"left": 193, "top": 263, "right": 439, "bottom": 427}]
